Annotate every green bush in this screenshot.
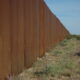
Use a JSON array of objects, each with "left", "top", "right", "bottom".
[
  {"left": 59, "top": 39, "right": 67, "bottom": 46},
  {"left": 66, "top": 35, "right": 80, "bottom": 40}
]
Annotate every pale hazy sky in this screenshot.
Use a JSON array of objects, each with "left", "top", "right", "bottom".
[{"left": 44, "top": 0, "right": 80, "bottom": 34}]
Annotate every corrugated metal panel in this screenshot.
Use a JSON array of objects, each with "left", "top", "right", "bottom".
[
  {"left": 24, "top": 0, "right": 35, "bottom": 68},
  {"left": 16, "top": 0, "right": 24, "bottom": 74},
  {"left": 39, "top": 0, "right": 45, "bottom": 57},
  {"left": 0, "top": 0, "right": 11, "bottom": 79},
  {"left": 10, "top": 0, "right": 19, "bottom": 75},
  {"left": 24, "top": 0, "right": 40, "bottom": 68}
]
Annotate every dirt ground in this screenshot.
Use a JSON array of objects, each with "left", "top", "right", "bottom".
[{"left": 12, "top": 35, "right": 80, "bottom": 80}]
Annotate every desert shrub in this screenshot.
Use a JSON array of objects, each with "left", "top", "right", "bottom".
[
  {"left": 52, "top": 50, "right": 63, "bottom": 56},
  {"left": 59, "top": 39, "right": 67, "bottom": 46},
  {"left": 76, "top": 36, "right": 80, "bottom": 40},
  {"left": 66, "top": 35, "right": 80, "bottom": 40}
]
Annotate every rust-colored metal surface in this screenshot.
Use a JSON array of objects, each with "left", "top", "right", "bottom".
[
  {"left": 0, "top": 0, "right": 69, "bottom": 79},
  {"left": 24, "top": 0, "right": 39, "bottom": 68},
  {"left": 10, "top": 0, "right": 25, "bottom": 75},
  {"left": 0, "top": 0, "right": 11, "bottom": 79}
]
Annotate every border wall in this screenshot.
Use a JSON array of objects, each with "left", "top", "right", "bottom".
[{"left": 0, "top": 0, "right": 69, "bottom": 79}]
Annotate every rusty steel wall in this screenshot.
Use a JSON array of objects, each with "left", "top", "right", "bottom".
[
  {"left": 0, "top": 0, "right": 11, "bottom": 79},
  {"left": 24, "top": 0, "right": 40, "bottom": 68},
  {"left": 0, "top": 0, "right": 69, "bottom": 79}
]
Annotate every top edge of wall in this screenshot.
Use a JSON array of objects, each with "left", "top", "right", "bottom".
[{"left": 43, "top": 0, "right": 70, "bottom": 34}]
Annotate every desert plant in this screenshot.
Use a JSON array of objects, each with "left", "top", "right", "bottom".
[
  {"left": 59, "top": 39, "right": 68, "bottom": 46},
  {"left": 52, "top": 50, "right": 63, "bottom": 56},
  {"left": 66, "top": 35, "right": 80, "bottom": 40}
]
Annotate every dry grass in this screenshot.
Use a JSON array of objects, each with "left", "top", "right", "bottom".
[{"left": 12, "top": 35, "right": 80, "bottom": 80}]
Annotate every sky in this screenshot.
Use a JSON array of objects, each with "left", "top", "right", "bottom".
[{"left": 44, "top": 0, "right": 80, "bottom": 34}]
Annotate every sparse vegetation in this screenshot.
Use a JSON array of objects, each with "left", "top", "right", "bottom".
[
  {"left": 59, "top": 39, "right": 68, "bottom": 46},
  {"left": 66, "top": 35, "right": 80, "bottom": 40},
  {"left": 13, "top": 35, "right": 80, "bottom": 80}
]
